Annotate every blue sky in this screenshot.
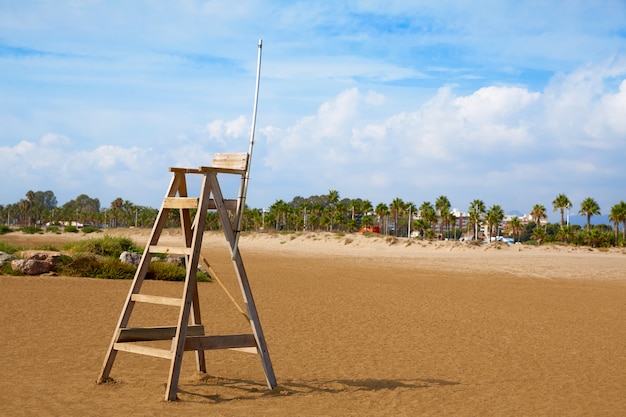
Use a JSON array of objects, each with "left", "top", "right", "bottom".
[{"left": 2, "top": 1, "right": 626, "bottom": 221}]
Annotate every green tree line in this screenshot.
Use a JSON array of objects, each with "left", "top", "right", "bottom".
[{"left": 2, "top": 189, "right": 625, "bottom": 248}]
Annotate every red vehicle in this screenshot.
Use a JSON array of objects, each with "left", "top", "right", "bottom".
[{"left": 358, "top": 226, "right": 380, "bottom": 234}]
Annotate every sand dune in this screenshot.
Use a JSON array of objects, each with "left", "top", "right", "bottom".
[{"left": 1, "top": 230, "right": 625, "bottom": 416}]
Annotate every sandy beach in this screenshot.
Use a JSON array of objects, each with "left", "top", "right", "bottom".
[{"left": 1, "top": 229, "right": 625, "bottom": 416}]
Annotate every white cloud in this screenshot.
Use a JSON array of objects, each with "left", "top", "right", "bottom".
[
  {"left": 258, "top": 60, "right": 626, "bottom": 211},
  {"left": 206, "top": 115, "right": 249, "bottom": 144},
  {"left": 40, "top": 133, "right": 71, "bottom": 147}
]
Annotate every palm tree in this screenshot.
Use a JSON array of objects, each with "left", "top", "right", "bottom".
[
  {"left": 585, "top": 229, "right": 604, "bottom": 248},
  {"left": 349, "top": 200, "right": 360, "bottom": 221},
  {"left": 327, "top": 189, "right": 340, "bottom": 230},
  {"left": 361, "top": 215, "right": 374, "bottom": 229},
  {"left": 552, "top": 193, "right": 572, "bottom": 227},
  {"left": 333, "top": 202, "right": 346, "bottom": 231},
  {"left": 110, "top": 197, "right": 123, "bottom": 227},
  {"left": 468, "top": 199, "right": 485, "bottom": 240},
  {"left": 435, "top": 195, "right": 451, "bottom": 239},
  {"left": 532, "top": 227, "right": 546, "bottom": 245},
  {"left": 413, "top": 218, "right": 429, "bottom": 240},
  {"left": 25, "top": 191, "right": 35, "bottom": 226},
  {"left": 361, "top": 199, "right": 373, "bottom": 220},
  {"left": 579, "top": 197, "right": 601, "bottom": 231},
  {"left": 530, "top": 204, "right": 547, "bottom": 227},
  {"left": 390, "top": 197, "right": 405, "bottom": 237},
  {"left": 405, "top": 201, "right": 416, "bottom": 238},
  {"left": 556, "top": 225, "right": 575, "bottom": 244},
  {"left": 486, "top": 204, "right": 505, "bottom": 240},
  {"left": 375, "top": 203, "right": 389, "bottom": 235},
  {"left": 608, "top": 201, "right": 626, "bottom": 245},
  {"left": 506, "top": 216, "right": 523, "bottom": 243},
  {"left": 419, "top": 202, "right": 437, "bottom": 239}
]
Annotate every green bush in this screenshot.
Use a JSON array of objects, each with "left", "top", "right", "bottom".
[
  {"left": 20, "top": 225, "right": 43, "bottom": 234},
  {"left": 34, "top": 244, "right": 60, "bottom": 251},
  {"left": 64, "top": 225, "right": 79, "bottom": 233},
  {"left": 0, "top": 225, "right": 13, "bottom": 235},
  {"left": 147, "top": 262, "right": 211, "bottom": 282},
  {"left": 54, "top": 254, "right": 136, "bottom": 279},
  {"left": 0, "top": 242, "right": 23, "bottom": 254},
  {"left": 0, "top": 262, "right": 22, "bottom": 276},
  {"left": 81, "top": 226, "right": 102, "bottom": 234},
  {"left": 63, "top": 235, "right": 141, "bottom": 258},
  {"left": 46, "top": 225, "right": 61, "bottom": 234}
]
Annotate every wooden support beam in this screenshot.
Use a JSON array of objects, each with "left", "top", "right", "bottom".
[
  {"left": 163, "top": 197, "right": 199, "bottom": 209},
  {"left": 207, "top": 199, "right": 238, "bottom": 211},
  {"left": 148, "top": 245, "right": 192, "bottom": 256}
]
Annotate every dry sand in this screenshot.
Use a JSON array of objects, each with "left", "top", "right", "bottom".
[{"left": 1, "top": 229, "right": 625, "bottom": 416}]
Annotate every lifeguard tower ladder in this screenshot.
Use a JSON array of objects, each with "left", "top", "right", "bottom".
[{"left": 96, "top": 40, "right": 276, "bottom": 401}]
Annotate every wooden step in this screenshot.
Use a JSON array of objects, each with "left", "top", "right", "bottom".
[
  {"left": 131, "top": 294, "right": 183, "bottom": 307},
  {"left": 116, "top": 325, "right": 205, "bottom": 342},
  {"left": 113, "top": 342, "right": 173, "bottom": 359},
  {"left": 184, "top": 334, "right": 257, "bottom": 352}
]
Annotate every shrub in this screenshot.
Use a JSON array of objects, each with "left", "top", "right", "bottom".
[
  {"left": 54, "top": 255, "right": 136, "bottom": 279},
  {"left": 81, "top": 226, "right": 102, "bottom": 234},
  {"left": 0, "top": 262, "right": 22, "bottom": 276},
  {"left": 0, "top": 242, "right": 23, "bottom": 254},
  {"left": 0, "top": 225, "right": 13, "bottom": 235},
  {"left": 46, "top": 225, "right": 61, "bottom": 234},
  {"left": 63, "top": 235, "right": 141, "bottom": 258},
  {"left": 20, "top": 225, "right": 43, "bottom": 234},
  {"left": 147, "top": 262, "right": 211, "bottom": 282},
  {"left": 34, "top": 244, "right": 60, "bottom": 251},
  {"left": 64, "top": 225, "right": 79, "bottom": 233}
]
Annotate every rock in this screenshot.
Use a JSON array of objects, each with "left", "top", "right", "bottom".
[
  {"left": 0, "top": 251, "right": 14, "bottom": 266},
  {"left": 11, "top": 251, "right": 59, "bottom": 275},
  {"left": 164, "top": 255, "right": 185, "bottom": 266},
  {"left": 119, "top": 251, "right": 141, "bottom": 266}
]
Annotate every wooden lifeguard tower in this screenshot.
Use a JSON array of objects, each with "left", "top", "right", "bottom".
[{"left": 96, "top": 40, "right": 276, "bottom": 401}]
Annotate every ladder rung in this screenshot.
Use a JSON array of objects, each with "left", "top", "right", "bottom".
[
  {"left": 163, "top": 197, "right": 199, "bottom": 209},
  {"left": 131, "top": 293, "right": 183, "bottom": 306},
  {"left": 113, "top": 342, "right": 173, "bottom": 359},
  {"left": 184, "top": 334, "right": 257, "bottom": 351},
  {"left": 116, "top": 325, "right": 205, "bottom": 342},
  {"left": 149, "top": 245, "right": 192, "bottom": 255},
  {"left": 207, "top": 199, "right": 238, "bottom": 211}
]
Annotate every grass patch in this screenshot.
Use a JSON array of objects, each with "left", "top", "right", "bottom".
[
  {"left": 46, "top": 225, "right": 61, "bottom": 234},
  {"left": 0, "top": 242, "right": 23, "bottom": 254},
  {"left": 81, "top": 226, "right": 102, "bottom": 234},
  {"left": 33, "top": 244, "right": 60, "bottom": 251},
  {"left": 64, "top": 235, "right": 141, "bottom": 258},
  {"left": 0, "top": 225, "right": 13, "bottom": 235},
  {"left": 147, "top": 262, "right": 211, "bottom": 282},
  {"left": 385, "top": 236, "right": 398, "bottom": 245},
  {"left": 0, "top": 262, "right": 22, "bottom": 276},
  {"left": 2, "top": 235, "right": 211, "bottom": 282},
  {"left": 20, "top": 225, "right": 43, "bottom": 234},
  {"left": 54, "top": 255, "right": 136, "bottom": 279}
]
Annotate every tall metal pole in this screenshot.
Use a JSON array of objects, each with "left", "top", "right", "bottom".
[{"left": 233, "top": 39, "right": 262, "bottom": 258}]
